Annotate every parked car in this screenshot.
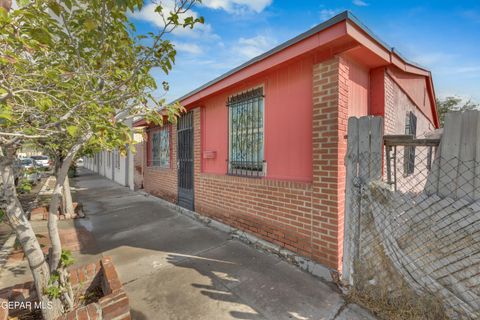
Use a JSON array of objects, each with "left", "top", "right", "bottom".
[
  {"left": 76, "top": 158, "right": 84, "bottom": 167},
  {"left": 31, "top": 155, "right": 51, "bottom": 169},
  {"left": 20, "top": 158, "right": 41, "bottom": 184}
]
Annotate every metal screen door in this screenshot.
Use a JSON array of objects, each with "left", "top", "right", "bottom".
[{"left": 177, "top": 112, "right": 194, "bottom": 210}]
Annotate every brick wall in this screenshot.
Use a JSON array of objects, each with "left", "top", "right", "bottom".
[
  {"left": 142, "top": 125, "right": 178, "bottom": 203},
  {"left": 196, "top": 173, "right": 315, "bottom": 257},
  {"left": 194, "top": 57, "right": 346, "bottom": 270},
  {"left": 142, "top": 57, "right": 347, "bottom": 271},
  {"left": 384, "top": 72, "right": 434, "bottom": 136},
  {"left": 310, "top": 57, "right": 348, "bottom": 269}
]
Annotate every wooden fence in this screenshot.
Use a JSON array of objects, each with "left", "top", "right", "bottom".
[
  {"left": 342, "top": 116, "right": 383, "bottom": 285},
  {"left": 342, "top": 111, "right": 480, "bottom": 319}
]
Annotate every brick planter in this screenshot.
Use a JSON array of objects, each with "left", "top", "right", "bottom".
[
  {"left": 57, "top": 256, "right": 130, "bottom": 320},
  {"left": 0, "top": 257, "right": 130, "bottom": 320},
  {"left": 30, "top": 202, "right": 84, "bottom": 221}
]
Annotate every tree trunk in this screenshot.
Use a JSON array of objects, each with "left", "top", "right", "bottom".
[
  {"left": 48, "top": 158, "right": 71, "bottom": 272},
  {"left": 0, "top": 153, "right": 63, "bottom": 319},
  {"left": 48, "top": 134, "right": 91, "bottom": 272},
  {"left": 63, "top": 176, "right": 75, "bottom": 217}
]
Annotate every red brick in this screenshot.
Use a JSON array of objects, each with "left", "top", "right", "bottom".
[{"left": 138, "top": 58, "right": 350, "bottom": 272}]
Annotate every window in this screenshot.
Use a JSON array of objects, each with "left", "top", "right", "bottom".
[
  {"left": 404, "top": 111, "right": 417, "bottom": 175},
  {"left": 228, "top": 87, "right": 264, "bottom": 177},
  {"left": 150, "top": 127, "right": 170, "bottom": 168}
]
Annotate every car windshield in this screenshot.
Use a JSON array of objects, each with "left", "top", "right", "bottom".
[
  {"left": 31, "top": 156, "right": 48, "bottom": 160},
  {"left": 21, "top": 159, "right": 33, "bottom": 165}
]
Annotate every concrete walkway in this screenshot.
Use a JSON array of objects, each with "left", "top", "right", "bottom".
[
  {"left": 73, "top": 170, "right": 376, "bottom": 320},
  {"left": 0, "top": 169, "right": 376, "bottom": 320}
]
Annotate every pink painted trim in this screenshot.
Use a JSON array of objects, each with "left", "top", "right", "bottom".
[{"left": 181, "top": 22, "right": 348, "bottom": 107}]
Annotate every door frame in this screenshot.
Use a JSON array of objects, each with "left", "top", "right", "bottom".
[{"left": 177, "top": 111, "right": 194, "bottom": 210}]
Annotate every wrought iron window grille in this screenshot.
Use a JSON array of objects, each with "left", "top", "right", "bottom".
[{"left": 227, "top": 87, "right": 265, "bottom": 177}]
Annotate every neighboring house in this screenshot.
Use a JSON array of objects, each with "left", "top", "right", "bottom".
[
  {"left": 84, "top": 120, "right": 140, "bottom": 190},
  {"left": 133, "top": 11, "right": 438, "bottom": 274}
]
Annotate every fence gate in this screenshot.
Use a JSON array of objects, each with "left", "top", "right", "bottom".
[
  {"left": 342, "top": 116, "right": 383, "bottom": 285},
  {"left": 177, "top": 111, "right": 194, "bottom": 210}
]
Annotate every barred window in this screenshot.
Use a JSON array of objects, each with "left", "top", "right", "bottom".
[
  {"left": 404, "top": 111, "right": 417, "bottom": 175},
  {"left": 227, "top": 87, "right": 264, "bottom": 177},
  {"left": 150, "top": 127, "right": 170, "bottom": 168}
]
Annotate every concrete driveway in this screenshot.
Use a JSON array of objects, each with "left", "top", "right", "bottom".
[{"left": 72, "top": 170, "right": 375, "bottom": 320}]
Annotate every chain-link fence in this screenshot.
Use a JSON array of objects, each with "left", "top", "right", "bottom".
[{"left": 344, "top": 113, "right": 480, "bottom": 320}]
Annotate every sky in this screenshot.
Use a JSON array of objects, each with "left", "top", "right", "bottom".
[{"left": 129, "top": 0, "right": 480, "bottom": 104}]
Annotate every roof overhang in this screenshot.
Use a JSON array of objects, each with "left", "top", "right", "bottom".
[{"left": 171, "top": 11, "right": 438, "bottom": 127}]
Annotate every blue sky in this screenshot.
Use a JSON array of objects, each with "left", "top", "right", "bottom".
[{"left": 129, "top": 0, "right": 480, "bottom": 104}]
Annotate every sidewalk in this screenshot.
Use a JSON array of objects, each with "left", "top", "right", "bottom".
[
  {"left": 0, "top": 169, "right": 376, "bottom": 320},
  {"left": 74, "top": 169, "right": 377, "bottom": 320}
]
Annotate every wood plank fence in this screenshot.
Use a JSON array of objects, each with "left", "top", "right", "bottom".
[{"left": 342, "top": 111, "right": 480, "bottom": 319}]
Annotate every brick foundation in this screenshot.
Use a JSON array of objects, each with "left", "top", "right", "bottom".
[
  {"left": 142, "top": 57, "right": 348, "bottom": 271},
  {"left": 142, "top": 124, "right": 178, "bottom": 203}
]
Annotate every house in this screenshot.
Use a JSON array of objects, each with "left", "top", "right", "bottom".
[
  {"left": 133, "top": 11, "right": 439, "bottom": 274},
  {"left": 84, "top": 120, "right": 139, "bottom": 190}
]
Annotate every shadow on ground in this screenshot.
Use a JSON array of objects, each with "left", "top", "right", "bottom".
[{"left": 1, "top": 169, "right": 374, "bottom": 320}]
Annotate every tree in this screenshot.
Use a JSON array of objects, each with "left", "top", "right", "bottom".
[
  {"left": 1, "top": 0, "right": 200, "bottom": 318},
  {"left": 436, "top": 96, "right": 479, "bottom": 127}
]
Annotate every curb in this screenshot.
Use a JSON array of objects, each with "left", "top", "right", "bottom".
[
  {"left": 38, "top": 175, "right": 55, "bottom": 197},
  {"left": 137, "top": 190, "right": 335, "bottom": 283}
]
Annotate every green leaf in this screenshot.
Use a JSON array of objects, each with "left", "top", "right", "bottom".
[
  {"left": 47, "top": 2, "right": 63, "bottom": 16},
  {"left": 84, "top": 19, "right": 97, "bottom": 31},
  {"left": 67, "top": 125, "right": 78, "bottom": 137},
  {"left": 38, "top": 97, "right": 53, "bottom": 111},
  {"left": 0, "top": 107, "right": 13, "bottom": 121},
  {"left": 154, "top": 5, "right": 163, "bottom": 13},
  {"left": 60, "top": 249, "right": 75, "bottom": 267},
  {"left": 0, "top": 7, "right": 8, "bottom": 20}
]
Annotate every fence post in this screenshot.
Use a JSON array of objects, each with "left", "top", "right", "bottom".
[
  {"left": 342, "top": 116, "right": 383, "bottom": 286},
  {"left": 342, "top": 117, "right": 359, "bottom": 285}
]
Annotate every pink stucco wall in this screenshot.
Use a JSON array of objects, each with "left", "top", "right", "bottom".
[
  {"left": 201, "top": 56, "right": 314, "bottom": 182},
  {"left": 345, "top": 58, "right": 369, "bottom": 117}
]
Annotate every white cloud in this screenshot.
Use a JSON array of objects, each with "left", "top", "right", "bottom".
[
  {"left": 202, "top": 0, "right": 272, "bottom": 14},
  {"left": 129, "top": 2, "right": 215, "bottom": 39},
  {"left": 319, "top": 9, "right": 342, "bottom": 21},
  {"left": 352, "top": 0, "right": 368, "bottom": 7},
  {"left": 173, "top": 42, "right": 203, "bottom": 55},
  {"left": 236, "top": 35, "right": 276, "bottom": 59}
]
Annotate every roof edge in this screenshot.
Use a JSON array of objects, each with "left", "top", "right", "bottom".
[{"left": 173, "top": 10, "right": 432, "bottom": 105}]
